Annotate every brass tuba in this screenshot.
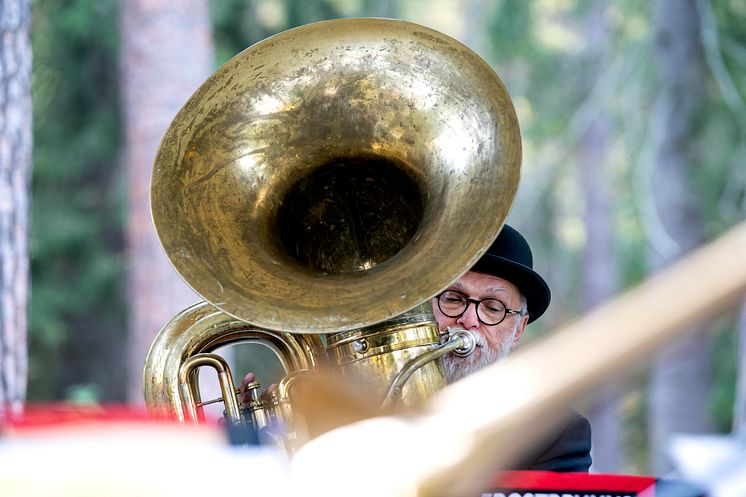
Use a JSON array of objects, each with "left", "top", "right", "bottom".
[{"left": 143, "top": 18, "right": 521, "bottom": 449}]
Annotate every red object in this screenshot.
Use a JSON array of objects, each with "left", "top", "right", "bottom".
[
  {"left": 1, "top": 404, "right": 176, "bottom": 433},
  {"left": 487, "top": 471, "right": 656, "bottom": 496}
]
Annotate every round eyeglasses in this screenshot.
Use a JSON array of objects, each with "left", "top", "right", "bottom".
[{"left": 435, "top": 290, "right": 521, "bottom": 326}]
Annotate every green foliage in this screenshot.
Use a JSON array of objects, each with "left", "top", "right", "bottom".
[
  {"left": 211, "top": 0, "right": 347, "bottom": 66},
  {"left": 211, "top": 0, "right": 266, "bottom": 66},
  {"left": 484, "top": 0, "right": 745, "bottom": 474},
  {"left": 29, "top": 0, "right": 125, "bottom": 402},
  {"left": 65, "top": 383, "right": 102, "bottom": 404},
  {"left": 620, "top": 371, "right": 650, "bottom": 475},
  {"left": 487, "top": 1, "right": 535, "bottom": 62},
  {"left": 285, "top": 0, "right": 342, "bottom": 28},
  {"left": 711, "top": 316, "right": 738, "bottom": 432}
]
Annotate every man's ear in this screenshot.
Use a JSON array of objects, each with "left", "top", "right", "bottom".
[{"left": 511, "top": 315, "right": 529, "bottom": 347}]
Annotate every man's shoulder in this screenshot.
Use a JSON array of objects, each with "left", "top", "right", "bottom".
[
  {"left": 514, "top": 408, "right": 592, "bottom": 473},
  {"left": 559, "top": 409, "right": 592, "bottom": 443}
]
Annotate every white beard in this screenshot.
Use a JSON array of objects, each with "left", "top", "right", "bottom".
[{"left": 442, "top": 326, "right": 518, "bottom": 384}]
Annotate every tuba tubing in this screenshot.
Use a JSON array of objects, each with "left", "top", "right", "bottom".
[
  {"left": 178, "top": 353, "right": 241, "bottom": 424},
  {"left": 380, "top": 328, "right": 476, "bottom": 408},
  {"left": 143, "top": 301, "right": 324, "bottom": 422}
]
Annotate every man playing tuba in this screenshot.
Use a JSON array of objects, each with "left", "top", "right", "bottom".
[
  {"left": 241, "top": 224, "right": 592, "bottom": 472},
  {"left": 432, "top": 224, "right": 592, "bottom": 472}
]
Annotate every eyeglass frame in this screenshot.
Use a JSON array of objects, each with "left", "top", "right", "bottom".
[{"left": 435, "top": 289, "right": 523, "bottom": 326}]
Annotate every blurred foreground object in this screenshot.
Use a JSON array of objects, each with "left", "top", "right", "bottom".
[
  {"left": 0, "top": 405, "right": 287, "bottom": 497},
  {"left": 670, "top": 434, "right": 746, "bottom": 497}
]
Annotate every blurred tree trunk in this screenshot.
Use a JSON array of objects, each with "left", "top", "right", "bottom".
[
  {"left": 578, "top": 1, "right": 624, "bottom": 474},
  {"left": 120, "top": 0, "right": 212, "bottom": 403},
  {"left": 734, "top": 300, "right": 746, "bottom": 438},
  {"left": 0, "top": 0, "right": 31, "bottom": 416},
  {"left": 647, "top": 0, "right": 713, "bottom": 474}
]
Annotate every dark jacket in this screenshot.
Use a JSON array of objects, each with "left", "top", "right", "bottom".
[{"left": 514, "top": 410, "right": 592, "bottom": 472}]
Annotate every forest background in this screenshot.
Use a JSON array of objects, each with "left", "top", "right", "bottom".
[{"left": 2, "top": 0, "right": 745, "bottom": 478}]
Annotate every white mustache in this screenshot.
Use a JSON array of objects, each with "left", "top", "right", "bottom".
[
  {"left": 472, "top": 334, "right": 487, "bottom": 348},
  {"left": 457, "top": 330, "right": 487, "bottom": 349}
]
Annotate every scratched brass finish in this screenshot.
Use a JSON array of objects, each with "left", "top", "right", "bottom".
[{"left": 150, "top": 18, "right": 521, "bottom": 334}]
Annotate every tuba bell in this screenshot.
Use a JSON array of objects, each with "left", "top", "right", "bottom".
[{"left": 143, "top": 18, "right": 521, "bottom": 450}]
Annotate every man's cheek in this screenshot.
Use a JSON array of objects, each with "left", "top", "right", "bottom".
[{"left": 433, "top": 313, "right": 451, "bottom": 331}]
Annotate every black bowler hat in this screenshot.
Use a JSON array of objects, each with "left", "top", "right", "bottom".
[{"left": 471, "top": 224, "right": 551, "bottom": 323}]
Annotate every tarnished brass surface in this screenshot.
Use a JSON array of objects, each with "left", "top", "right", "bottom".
[
  {"left": 326, "top": 303, "right": 447, "bottom": 407},
  {"left": 151, "top": 18, "right": 521, "bottom": 333}
]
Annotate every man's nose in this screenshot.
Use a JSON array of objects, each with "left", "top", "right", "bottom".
[{"left": 456, "top": 302, "right": 480, "bottom": 329}]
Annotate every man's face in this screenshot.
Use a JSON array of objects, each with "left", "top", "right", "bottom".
[{"left": 432, "top": 270, "right": 529, "bottom": 383}]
